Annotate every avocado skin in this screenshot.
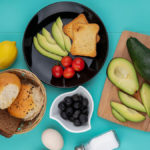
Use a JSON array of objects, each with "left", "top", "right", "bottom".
[
  {"left": 127, "top": 37, "right": 150, "bottom": 82},
  {"left": 33, "top": 37, "right": 62, "bottom": 61},
  {"left": 118, "top": 91, "right": 146, "bottom": 113},
  {"left": 111, "top": 101, "right": 145, "bottom": 122},
  {"left": 140, "top": 83, "right": 150, "bottom": 117},
  {"left": 111, "top": 108, "right": 126, "bottom": 122}
]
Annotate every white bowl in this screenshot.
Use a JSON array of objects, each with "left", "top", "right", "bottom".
[{"left": 49, "top": 86, "right": 94, "bottom": 133}]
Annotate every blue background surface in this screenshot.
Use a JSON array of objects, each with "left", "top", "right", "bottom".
[{"left": 0, "top": 0, "right": 150, "bottom": 149}]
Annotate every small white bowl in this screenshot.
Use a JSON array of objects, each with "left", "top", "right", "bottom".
[{"left": 49, "top": 86, "right": 94, "bottom": 133}]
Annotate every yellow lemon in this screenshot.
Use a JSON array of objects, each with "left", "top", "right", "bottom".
[{"left": 0, "top": 41, "right": 18, "bottom": 69}]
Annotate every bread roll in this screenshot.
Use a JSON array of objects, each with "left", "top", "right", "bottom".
[
  {"left": 8, "top": 83, "right": 43, "bottom": 121},
  {"left": 0, "top": 73, "right": 21, "bottom": 109}
]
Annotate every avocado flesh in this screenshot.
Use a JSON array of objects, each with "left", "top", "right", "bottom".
[
  {"left": 56, "top": 17, "right": 71, "bottom": 52},
  {"left": 33, "top": 37, "right": 62, "bottom": 61},
  {"left": 119, "top": 91, "right": 146, "bottom": 113},
  {"left": 107, "top": 58, "right": 139, "bottom": 95},
  {"left": 111, "top": 108, "right": 126, "bottom": 122},
  {"left": 140, "top": 83, "right": 150, "bottom": 117},
  {"left": 127, "top": 37, "right": 150, "bottom": 82},
  {"left": 42, "top": 28, "right": 56, "bottom": 44},
  {"left": 37, "top": 33, "right": 68, "bottom": 56},
  {"left": 52, "top": 22, "right": 66, "bottom": 50},
  {"left": 111, "top": 101, "right": 145, "bottom": 122}
]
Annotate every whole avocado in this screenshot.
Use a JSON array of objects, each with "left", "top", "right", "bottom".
[{"left": 127, "top": 37, "right": 150, "bottom": 82}]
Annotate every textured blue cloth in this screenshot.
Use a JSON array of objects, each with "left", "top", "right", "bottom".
[{"left": 0, "top": 0, "right": 150, "bottom": 149}]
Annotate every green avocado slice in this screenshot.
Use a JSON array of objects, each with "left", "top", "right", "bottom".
[
  {"left": 107, "top": 58, "right": 139, "bottom": 95},
  {"left": 37, "top": 33, "right": 68, "bottom": 56},
  {"left": 140, "top": 83, "right": 150, "bottom": 117},
  {"left": 42, "top": 28, "right": 56, "bottom": 44},
  {"left": 118, "top": 91, "right": 146, "bottom": 113},
  {"left": 111, "top": 108, "right": 126, "bottom": 122},
  {"left": 56, "top": 17, "right": 71, "bottom": 52},
  {"left": 52, "top": 22, "right": 66, "bottom": 50},
  {"left": 111, "top": 101, "right": 145, "bottom": 122},
  {"left": 33, "top": 37, "right": 62, "bottom": 61}
]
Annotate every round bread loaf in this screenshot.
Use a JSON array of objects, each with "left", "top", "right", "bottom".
[
  {"left": 0, "top": 72, "right": 21, "bottom": 109},
  {"left": 8, "top": 83, "right": 43, "bottom": 121}
]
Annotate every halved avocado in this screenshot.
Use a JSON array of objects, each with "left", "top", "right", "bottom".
[
  {"left": 33, "top": 37, "right": 62, "bottom": 61},
  {"left": 52, "top": 22, "right": 65, "bottom": 50},
  {"left": 37, "top": 33, "right": 68, "bottom": 56},
  {"left": 42, "top": 28, "right": 56, "bottom": 44},
  {"left": 111, "top": 108, "right": 126, "bottom": 122},
  {"left": 56, "top": 17, "right": 71, "bottom": 52},
  {"left": 107, "top": 58, "right": 139, "bottom": 95},
  {"left": 140, "top": 83, "right": 150, "bottom": 117},
  {"left": 118, "top": 91, "right": 146, "bottom": 113},
  {"left": 111, "top": 101, "right": 145, "bottom": 122}
]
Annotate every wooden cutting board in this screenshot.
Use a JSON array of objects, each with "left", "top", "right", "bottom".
[{"left": 98, "top": 31, "right": 150, "bottom": 132}]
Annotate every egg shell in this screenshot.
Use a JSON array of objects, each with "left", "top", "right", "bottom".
[{"left": 42, "top": 129, "right": 64, "bottom": 150}]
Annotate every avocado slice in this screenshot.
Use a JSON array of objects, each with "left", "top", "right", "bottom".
[
  {"left": 56, "top": 17, "right": 71, "bottom": 52},
  {"left": 52, "top": 22, "right": 66, "bottom": 50},
  {"left": 37, "top": 33, "right": 68, "bottom": 56},
  {"left": 42, "top": 28, "right": 56, "bottom": 44},
  {"left": 111, "top": 108, "right": 126, "bottom": 122},
  {"left": 140, "top": 83, "right": 150, "bottom": 117},
  {"left": 111, "top": 101, "right": 145, "bottom": 122},
  {"left": 118, "top": 91, "right": 146, "bottom": 113},
  {"left": 107, "top": 58, "right": 139, "bottom": 95},
  {"left": 33, "top": 37, "right": 62, "bottom": 61},
  {"left": 127, "top": 37, "right": 150, "bottom": 82}
]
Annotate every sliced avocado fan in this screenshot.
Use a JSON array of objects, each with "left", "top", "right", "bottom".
[
  {"left": 42, "top": 28, "right": 56, "bottom": 44},
  {"left": 111, "top": 101, "right": 145, "bottom": 122},
  {"left": 33, "top": 37, "right": 62, "bottom": 61},
  {"left": 118, "top": 91, "right": 146, "bottom": 113},
  {"left": 37, "top": 33, "right": 68, "bottom": 57},
  {"left": 56, "top": 17, "right": 71, "bottom": 52}
]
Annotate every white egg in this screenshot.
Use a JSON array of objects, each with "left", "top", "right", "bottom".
[{"left": 42, "top": 129, "right": 64, "bottom": 150}]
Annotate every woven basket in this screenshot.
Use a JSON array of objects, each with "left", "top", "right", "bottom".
[{"left": 1, "top": 69, "right": 47, "bottom": 134}]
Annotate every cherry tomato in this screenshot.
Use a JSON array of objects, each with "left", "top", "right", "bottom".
[
  {"left": 72, "top": 57, "right": 85, "bottom": 72},
  {"left": 63, "top": 67, "right": 75, "bottom": 79},
  {"left": 61, "top": 56, "right": 73, "bottom": 67},
  {"left": 52, "top": 65, "right": 63, "bottom": 78}
]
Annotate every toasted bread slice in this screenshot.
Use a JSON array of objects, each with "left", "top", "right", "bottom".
[
  {"left": 64, "top": 14, "right": 88, "bottom": 39},
  {"left": 71, "top": 23, "right": 99, "bottom": 57},
  {"left": 63, "top": 14, "right": 100, "bottom": 43}
]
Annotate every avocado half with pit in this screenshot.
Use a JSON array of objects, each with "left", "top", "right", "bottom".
[{"left": 107, "top": 58, "right": 139, "bottom": 95}]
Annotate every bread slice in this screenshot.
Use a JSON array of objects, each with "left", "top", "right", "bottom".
[
  {"left": 70, "top": 23, "right": 99, "bottom": 57},
  {"left": 8, "top": 83, "right": 43, "bottom": 121},
  {"left": 0, "top": 109, "right": 21, "bottom": 138},
  {"left": 63, "top": 14, "right": 100, "bottom": 42},
  {"left": 0, "top": 73, "right": 21, "bottom": 109}
]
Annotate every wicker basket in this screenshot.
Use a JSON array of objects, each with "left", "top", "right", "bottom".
[{"left": 1, "top": 69, "right": 47, "bottom": 134}]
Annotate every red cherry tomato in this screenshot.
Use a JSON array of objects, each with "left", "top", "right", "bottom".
[
  {"left": 72, "top": 57, "right": 85, "bottom": 72},
  {"left": 61, "top": 56, "right": 73, "bottom": 67},
  {"left": 63, "top": 67, "right": 75, "bottom": 79},
  {"left": 52, "top": 65, "right": 63, "bottom": 78}
]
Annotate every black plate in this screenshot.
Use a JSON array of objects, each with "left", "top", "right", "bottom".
[{"left": 23, "top": 1, "right": 108, "bottom": 88}]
